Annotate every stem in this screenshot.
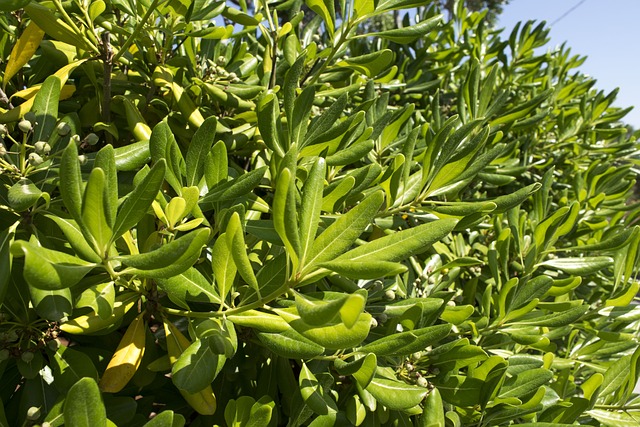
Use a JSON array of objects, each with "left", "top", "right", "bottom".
[
  {"left": 101, "top": 32, "right": 113, "bottom": 146},
  {"left": 52, "top": 0, "right": 99, "bottom": 54},
  {"left": 0, "top": 87, "right": 13, "bottom": 109},
  {"left": 307, "top": 21, "right": 353, "bottom": 86},
  {"left": 112, "top": 0, "right": 162, "bottom": 63}
]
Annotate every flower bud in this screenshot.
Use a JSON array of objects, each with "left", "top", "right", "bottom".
[
  {"left": 28, "top": 152, "right": 44, "bottom": 165},
  {"left": 77, "top": 154, "right": 87, "bottom": 165},
  {"left": 216, "top": 55, "right": 226, "bottom": 65},
  {"left": 416, "top": 377, "right": 428, "bottom": 388},
  {"left": 56, "top": 122, "right": 71, "bottom": 136},
  {"left": 84, "top": 133, "right": 99, "bottom": 146},
  {"left": 26, "top": 406, "right": 41, "bottom": 421},
  {"left": 71, "top": 134, "right": 81, "bottom": 145},
  {"left": 18, "top": 119, "right": 32, "bottom": 133},
  {"left": 384, "top": 289, "right": 395, "bottom": 301},
  {"left": 0, "top": 143, "right": 6, "bottom": 156},
  {"left": 34, "top": 140, "right": 47, "bottom": 153},
  {"left": 0, "top": 124, "right": 7, "bottom": 137}
]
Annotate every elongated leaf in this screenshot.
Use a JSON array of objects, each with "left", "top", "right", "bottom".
[
  {"left": 8, "top": 178, "right": 49, "bottom": 212},
  {"left": 305, "top": 0, "right": 335, "bottom": 36},
  {"left": 186, "top": 116, "right": 216, "bottom": 187},
  {"left": 200, "top": 166, "right": 267, "bottom": 208},
  {"left": 273, "top": 168, "right": 301, "bottom": 267},
  {"left": 156, "top": 268, "right": 221, "bottom": 309},
  {"left": 318, "top": 259, "right": 407, "bottom": 279},
  {"left": 359, "top": 324, "right": 451, "bottom": 357},
  {"left": 4, "top": 21, "right": 44, "bottom": 89},
  {"left": 509, "top": 305, "right": 588, "bottom": 327},
  {"left": 112, "top": 160, "right": 166, "bottom": 240},
  {"left": 32, "top": 74, "right": 61, "bottom": 144},
  {"left": 300, "top": 158, "right": 326, "bottom": 266},
  {"left": 303, "top": 191, "right": 384, "bottom": 273},
  {"left": 421, "top": 388, "right": 445, "bottom": 427},
  {"left": 150, "top": 121, "right": 183, "bottom": 193},
  {"left": 142, "top": 411, "right": 186, "bottom": 427},
  {"left": 49, "top": 345, "right": 99, "bottom": 392},
  {"left": 64, "top": 377, "right": 107, "bottom": 427},
  {"left": 117, "top": 229, "right": 210, "bottom": 278},
  {"left": 365, "top": 374, "right": 428, "bottom": 411},
  {"left": 339, "top": 218, "right": 457, "bottom": 263},
  {"left": 356, "top": 15, "right": 442, "bottom": 43},
  {"left": 94, "top": 145, "right": 118, "bottom": 228},
  {"left": 538, "top": 257, "right": 614, "bottom": 275},
  {"left": 226, "top": 213, "right": 259, "bottom": 295},
  {"left": 60, "top": 141, "right": 84, "bottom": 223},
  {"left": 256, "top": 328, "right": 325, "bottom": 359},
  {"left": 12, "top": 240, "right": 96, "bottom": 290},
  {"left": 337, "top": 50, "right": 394, "bottom": 78},
  {"left": 82, "top": 168, "right": 112, "bottom": 255},
  {"left": 499, "top": 368, "right": 553, "bottom": 398},
  {"left": 45, "top": 215, "right": 101, "bottom": 263},
  {"left": 29, "top": 284, "right": 72, "bottom": 321},
  {"left": 172, "top": 338, "right": 223, "bottom": 393}
]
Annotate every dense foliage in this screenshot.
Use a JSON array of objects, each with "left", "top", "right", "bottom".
[{"left": 1, "top": 0, "right": 639, "bottom": 426}]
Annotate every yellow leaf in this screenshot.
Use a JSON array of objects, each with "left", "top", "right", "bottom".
[{"left": 4, "top": 21, "right": 45, "bottom": 89}]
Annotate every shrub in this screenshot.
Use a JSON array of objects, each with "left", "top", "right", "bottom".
[{"left": 0, "top": 0, "right": 639, "bottom": 426}]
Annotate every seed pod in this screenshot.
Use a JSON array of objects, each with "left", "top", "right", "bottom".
[
  {"left": 18, "top": 119, "right": 32, "bottom": 133},
  {"left": 26, "top": 406, "right": 41, "bottom": 421},
  {"left": 28, "top": 152, "right": 43, "bottom": 165},
  {"left": 99, "top": 311, "right": 147, "bottom": 393},
  {"left": 84, "top": 133, "right": 99, "bottom": 146},
  {"left": 21, "top": 351, "right": 34, "bottom": 363},
  {"left": 56, "top": 122, "right": 71, "bottom": 136},
  {"left": 34, "top": 140, "right": 47, "bottom": 153}
]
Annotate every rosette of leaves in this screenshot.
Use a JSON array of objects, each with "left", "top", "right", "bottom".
[{"left": 0, "top": 0, "right": 639, "bottom": 426}]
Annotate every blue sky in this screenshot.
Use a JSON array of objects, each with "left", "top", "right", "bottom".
[{"left": 497, "top": 0, "right": 640, "bottom": 128}]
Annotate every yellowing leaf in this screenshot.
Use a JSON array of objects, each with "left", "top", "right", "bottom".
[{"left": 4, "top": 21, "right": 45, "bottom": 89}]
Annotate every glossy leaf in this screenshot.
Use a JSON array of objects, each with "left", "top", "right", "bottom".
[{"left": 64, "top": 377, "right": 107, "bottom": 427}]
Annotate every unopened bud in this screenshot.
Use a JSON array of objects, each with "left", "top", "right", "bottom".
[
  {"left": 416, "top": 377, "right": 428, "bottom": 388},
  {"left": 84, "top": 133, "right": 99, "bottom": 146},
  {"left": 56, "top": 122, "right": 71, "bottom": 136},
  {"left": 216, "top": 55, "right": 226, "bottom": 65},
  {"left": 26, "top": 406, "right": 41, "bottom": 421},
  {"left": 77, "top": 154, "right": 87, "bottom": 165},
  {"left": 384, "top": 290, "right": 395, "bottom": 301},
  {"left": 21, "top": 351, "right": 34, "bottom": 363},
  {"left": 34, "top": 141, "right": 47, "bottom": 153},
  {"left": 0, "top": 143, "right": 6, "bottom": 156},
  {"left": 18, "top": 119, "right": 32, "bottom": 133},
  {"left": 0, "top": 124, "right": 7, "bottom": 136},
  {"left": 71, "top": 134, "right": 81, "bottom": 144},
  {"left": 28, "top": 152, "right": 44, "bottom": 165}
]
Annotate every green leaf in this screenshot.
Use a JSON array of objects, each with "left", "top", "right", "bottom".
[
  {"left": 277, "top": 307, "right": 372, "bottom": 350},
  {"left": 94, "top": 145, "right": 118, "bottom": 228},
  {"left": 45, "top": 215, "right": 102, "bottom": 263},
  {"left": 29, "top": 284, "right": 72, "bottom": 321},
  {"left": 0, "top": 0, "right": 31, "bottom": 12},
  {"left": 491, "top": 183, "right": 541, "bottom": 213},
  {"left": 210, "top": 233, "right": 237, "bottom": 304},
  {"left": 82, "top": 168, "right": 113, "bottom": 255},
  {"left": 334, "top": 353, "right": 377, "bottom": 388},
  {"left": 337, "top": 50, "right": 394, "bottom": 78},
  {"left": 365, "top": 374, "right": 428, "bottom": 411},
  {"left": 318, "top": 259, "right": 407, "bottom": 279},
  {"left": 508, "top": 304, "right": 588, "bottom": 327},
  {"left": 587, "top": 409, "right": 640, "bottom": 426},
  {"left": 256, "top": 91, "right": 284, "bottom": 156},
  {"left": 356, "top": 15, "right": 442, "bottom": 43},
  {"left": 420, "top": 388, "right": 445, "bottom": 427},
  {"left": 256, "top": 328, "right": 325, "bottom": 359},
  {"left": 112, "top": 159, "right": 166, "bottom": 241},
  {"left": 12, "top": 240, "right": 96, "bottom": 290},
  {"left": 112, "top": 140, "right": 151, "bottom": 171},
  {"left": 300, "top": 363, "right": 333, "bottom": 415},
  {"left": 538, "top": 257, "right": 614, "bottom": 275},
  {"left": 117, "top": 228, "right": 210, "bottom": 278},
  {"left": 0, "top": 224, "right": 17, "bottom": 305},
  {"left": 204, "top": 140, "right": 228, "bottom": 189},
  {"left": 76, "top": 282, "right": 115, "bottom": 319},
  {"left": 157, "top": 268, "right": 220, "bottom": 309},
  {"left": 303, "top": 191, "right": 384, "bottom": 273},
  {"left": 499, "top": 368, "right": 552, "bottom": 399},
  {"left": 226, "top": 212, "right": 260, "bottom": 296},
  {"left": 171, "top": 338, "right": 223, "bottom": 394},
  {"left": 8, "top": 178, "right": 49, "bottom": 212},
  {"left": 295, "top": 291, "right": 366, "bottom": 328},
  {"left": 49, "top": 344, "right": 99, "bottom": 392},
  {"left": 199, "top": 166, "right": 267, "bottom": 208},
  {"left": 186, "top": 116, "right": 216, "bottom": 187},
  {"left": 300, "top": 158, "right": 326, "bottom": 266},
  {"left": 305, "top": 0, "right": 335, "bottom": 37},
  {"left": 273, "top": 168, "right": 301, "bottom": 268},
  {"left": 150, "top": 121, "right": 184, "bottom": 193},
  {"left": 358, "top": 324, "right": 451, "bottom": 357},
  {"left": 60, "top": 141, "right": 84, "bottom": 224},
  {"left": 32, "top": 74, "right": 61, "bottom": 145},
  {"left": 338, "top": 218, "right": 457, "bottom": 263},
  {"left": 63, "top": 377, "right": 107, "bottom": 427},
  {"left": 142, "top": 411, "right": 185, "bottom": 427}
]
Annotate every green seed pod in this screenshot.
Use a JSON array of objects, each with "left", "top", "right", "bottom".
[
  {"left": 34, "top": 140, "right": 47, "bottom": 153},
  {"left": 0, "top": 349, "right": 10, "bottom": 361},
  {"left": 56, "top": 122, "right": 71, "bottom": 136},
  {"left": 28, "top": 152, "right": 44, "bottom": 165},
  {"left": 416, "top": 377, "right": 428, "bottom": 388},
  {"left": 18, "top": 119, "right": 32, "bottom": 133},
  {"left": 26, "top": 406, "right": 41, "bottom": 421},
  {"left": 47, "top": 339, "right": 60, "bottom": 351},
  {"left": 384, "top": 290, "right": 396, "bottom": 301},
  {"left": 84, "top": 133, "right": 99, "bottom": 146},
  {"left": 21, "top": 351, "right": 34, "bottom": 363}
]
